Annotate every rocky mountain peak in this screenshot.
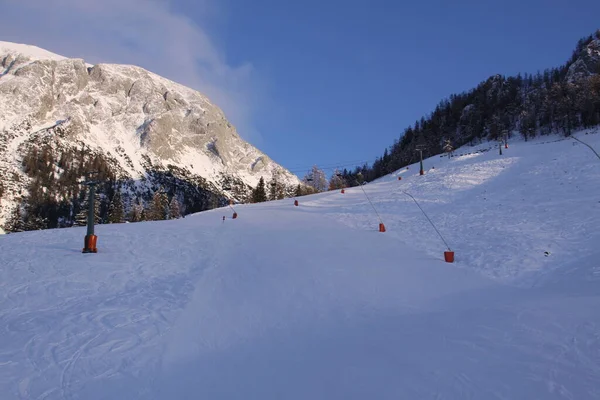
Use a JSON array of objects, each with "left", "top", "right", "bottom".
[{"left": 0, "top": 41, "right": 301, "bottom": 230}]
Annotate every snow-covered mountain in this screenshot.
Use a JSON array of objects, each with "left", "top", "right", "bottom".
[{"left": 0, "top": 41, "right": 300, "bottom": 229}]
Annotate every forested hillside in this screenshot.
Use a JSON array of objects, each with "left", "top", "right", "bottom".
[{"left": 342, "top": 30, "right": 600, "bottom": 183}]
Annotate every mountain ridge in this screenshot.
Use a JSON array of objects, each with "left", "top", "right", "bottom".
[{"left": 0, "top": 41, "right": 301, "bottom": 231}]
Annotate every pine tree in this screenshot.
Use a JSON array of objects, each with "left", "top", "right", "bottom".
[
  {"left": 108, "top": 191, "right": 125, "bottom": 223},
  {"left": 269, "top": 172, "right": 278, "bottom": 201},
  {"left": 443, "top": 139, "right": 454, "bottom": 157},
  {"left": 5, "top": 205, "right": 26, "bottom": 233},
  {"left": 150, "top": 191, "right": 170, "bottom": 220},
  {"left": 140, "top": 208, "right": 148, "bottom": 222},
  {"left": 268, "top": 170, "right": 285, "bottom": 201},
  {"left": 169, "top": 196, "right": 181, "bottom": 219},
  {"left": 295, "top": 184, "right": 303, "bottom": 197},
  {"left": 252, "top": 177, "right": 267, "bottom": 203},
  {"left": 24, "top": 213, "right": 48, "bottom": 231},
  {"left": 129, "top": 202, "right": 144, "bottom": 223}
]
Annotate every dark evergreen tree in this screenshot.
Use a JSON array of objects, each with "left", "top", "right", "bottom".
[
  {"left": 268, "top": 170, "right": 285, "bottom": 201},
  {"left": 140, "top": 208, "right": 148, "bottom": 222},
  {"left": 108, "top": 191, "right": 125, "bottom": 223},
  {"left": 129, "top": 201, "right": 144, "bottom": 223},
  {"left": 443, "top": 139, "right": 454, "bottom": 156},
  {"left": 252, "top": 177, "right": 267, "bottom": 203},
  {"left": 169, "top": 196, "right": 181, "bottom": 219},
  {"left": 5, "top": 205, "right": 26, "bottom": 233},
  {"left": 24, "top": 213, "right": 48, "bottom": 231},
  {"left": 150, "top": 191, "right": 169, "bottom": 220}
]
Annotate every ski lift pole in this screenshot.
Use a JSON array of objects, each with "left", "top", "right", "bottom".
[
  {"left": 87, "top": 182, "right": 96, "bottom": 237},
  {"left": 81, "top": 172, "right": 99, "bottom": 253},
  {"left": 416, "top": 145, "right": 427, "bottom": 175}
]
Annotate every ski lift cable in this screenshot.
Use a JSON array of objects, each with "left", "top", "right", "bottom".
[
  {"left": 285, "top": 158, "right": 370, "bottom": 169},
  {"left": 402, "top": 191, "right": 451, "bottom": 251},
  {"left": 357, "top": 180, "right": 384, "bottom": 225},
  {"left": 290, "top": 165, "right": 371, "bottom": 176},
  {"left": 571, "top": 134, "right": 600, "bottom": 161},
  {"left": 287, "top": 160, "right": 371, "bottom": 173}
]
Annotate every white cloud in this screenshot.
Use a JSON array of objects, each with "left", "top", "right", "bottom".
[{"left": 0, "top": 0, "right": 262, "bottom": 142}]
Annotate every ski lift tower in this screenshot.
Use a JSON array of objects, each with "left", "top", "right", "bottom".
[
  {"left": 498, "top": 134, "right": 505, "bottom": 156},
  {"left": 416, "top": 144, "right": 427, "bottom": 175},
  {"left": 81, "top": 171, "right": 100, "bottom": 253}
]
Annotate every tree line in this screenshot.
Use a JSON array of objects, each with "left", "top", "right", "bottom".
[
  {"left": 3, "top": 143, "right": 220, "bottom": 232},
  {"left": 249, "top": 165, "right": 362, "bottom": 203}
]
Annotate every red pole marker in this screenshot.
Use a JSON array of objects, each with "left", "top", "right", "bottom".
[
  {"left": 379, "top": 223, "right": 386, "bottom": 233},
  {"left": 294, "top": 200, "right": 299, "bottom": 206},
  {"left": 444, "top": 251, "right": 455, "bottom": 263},
  {"left": 232, "top": 212, "right": 238, "bottom": 219},
  {"left": 398, "top": 176, "right": 402, "bottom": 180},
  {"left": 341, "top": 189, "right": 345, "bottom": 194}
]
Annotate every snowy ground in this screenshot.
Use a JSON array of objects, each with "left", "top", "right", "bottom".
[{"left": 1, "top": 131, "right": 600, "bottom": 399}]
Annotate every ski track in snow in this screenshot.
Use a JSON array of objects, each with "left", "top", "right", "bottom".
[{"left": 1, "top": 132, "right": 600, "bottom": 399}]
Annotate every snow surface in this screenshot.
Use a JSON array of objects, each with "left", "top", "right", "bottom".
[
  {"left": 1, "top": 132, "right": 600, "bottom": 399},
  {"left": 0, "top": 41, "right": 66, "bottom": 62}
]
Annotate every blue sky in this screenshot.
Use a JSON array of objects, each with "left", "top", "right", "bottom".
[{"left": 1, "top": 0, "right": 599, "bottom": 177}]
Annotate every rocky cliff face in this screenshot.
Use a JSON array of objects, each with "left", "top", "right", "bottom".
[
  {"left": 0, "top": 41, "right": 300, "bottom": 230},
  {"left": 567, "top": 31, "right": 600, "bottom": 81}
]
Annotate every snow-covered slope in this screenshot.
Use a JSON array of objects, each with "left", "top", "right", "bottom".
[
  {"left": 0, "top": 131, "right": 599, "bottom": 399},
  {"left": 0, "top": 41, "right": 300, "bottom": 226}
]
